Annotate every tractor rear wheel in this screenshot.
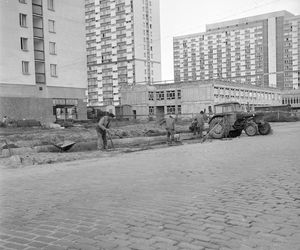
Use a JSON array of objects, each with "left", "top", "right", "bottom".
[
  {"left": 209, "top": 117, "right": 225, "bottom": 139},
  {"left": 244, "top": 121, "right": 257, "bottom": 136},
  {"left": 258, "top": 122, "right": 271, "bottom": 135}
]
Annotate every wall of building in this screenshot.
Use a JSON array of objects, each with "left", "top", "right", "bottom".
[
  {"left": 45, "top": 0, "right": 87, "bottom": 89},
  {"left": 0, "top": 0, "right": 87, "bottom": 122},
  {"left": 0, "top": 0, "right": 35, "bottom": 86},
  {"left": 86, "top": 0, "right": 161, "bottom": 107},
  {"left": 173, "top": 11, "right": 299, "bottom": 89},
  {"left": 121, "top": 80, "right": 282, "bottom": 118},
  {"left": 0, "top": 97, "right": 54, "bottom": 123},
  {"left": 282, "top": 89, "right": 300, "bottom": 108},
  {"left": 181, "top": 83, "right": 213, "bottom": 113}
]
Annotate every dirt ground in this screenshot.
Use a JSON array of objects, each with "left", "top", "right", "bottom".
[
  {"left": 0, "top": 120, "right": 191, "bottom": 167},
  {"left": 0, "top": 120, "right": 190, "bottom": 147}
]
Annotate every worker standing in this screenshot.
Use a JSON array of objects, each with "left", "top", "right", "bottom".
[
  {"left": 160, "top": 115, "right": 176, "bottom": 145},
  {"left": 195, "top": 111, "right": 205, "bottom": 138},
  {"left": 96, "top": 113, "right": 115, "bottom": 150}
]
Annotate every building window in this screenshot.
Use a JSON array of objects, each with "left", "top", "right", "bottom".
[
  {"left": 149, "top": 106, "right": 154, "bottom": 115},
  {"left": 20, "top": 37, "right": 28, "bottom": 51},
  {"left": 48, "top": 0, "right": 54, "bottom": 10},
  {"left": 177, "top": 90, "right": 181, "bottom": 99},
  {"left": 177, "top": 105, "right": 182, "bottom": 114},
  {"left": 49, "top": 42, "right": 56, "bottom": 54},
  {"left": 166, "top": 90, "right": 175, "bottom": 100},
  {"left": 48, "top": 20, "right": 55, "bottom": 33},
  {"left": 156, "top": 91, "right": 164, "bottom": 101},
  {"left": 19, "top": 13, "right": 27, "bottom": 27},
  {"left": 22, "top": 61, "right": 29, "bottom": 74},
  {"left": 50, "top": 64, "right": 57, "bottom": 77},
  {"left": 148, "top": 91, "right": 154, "bottom": 100},
  {"left": 19, "top": 0, "right": 27, "bottom": 3},
  {"left": 166, "top": 105, "right": 176, "bottom": 114}
]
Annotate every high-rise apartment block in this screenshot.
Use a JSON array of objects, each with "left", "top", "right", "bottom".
[
  {"left": 85, "top": 0, "right": 161, "bottom": 108},
  {"left": 0, "top": 0, "right": 87, "bottom": 122},
  {"left": 173, "top": 11, "right": 300, "bottom": 90}
]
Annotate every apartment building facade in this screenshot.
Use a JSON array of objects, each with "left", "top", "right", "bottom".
[
  {"left": 0, "top": 0, "right": 87, "bottom": 122},
  {"left": 121, "top": 80, "right": 282, "bottom": 119},
  {"left": 173, "top": 11, "right": 300, "bottom": 90},
  {"left": 85, "top": 0, "right": 161, "bottom": 110}
]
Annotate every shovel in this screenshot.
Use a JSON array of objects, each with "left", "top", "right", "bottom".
[{"left": 107, "top": 131, "right": 115, "bottom": 149}]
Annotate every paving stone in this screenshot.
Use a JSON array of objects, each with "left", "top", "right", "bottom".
[
  {"left": 1, "top": 124, "right": 299, "bottom": 250},
  {"left": 6, "top": 237, "right": 31, "bottom": 245},
  {"left": 3, "top": 242, "right": 27, "bottom": 250},
  {"left": 177, "top": 242, "right": 204, "bottom": 250},
  {"left": 43, "top": 245, "right": 66, "bottom": 250}
]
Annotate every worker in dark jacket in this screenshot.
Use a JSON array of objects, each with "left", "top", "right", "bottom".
[
  {"left": 194, "top": 111, "right": 205, "bottom": 138},
  {"left": 96, "top": 113, "right": 115, "bottom": 150},
  {"left": 160, "top": 115, "right": 176, "bottom": 144}
]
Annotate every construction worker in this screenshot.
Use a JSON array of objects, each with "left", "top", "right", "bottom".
[
  {"left": 160, "top": 115, "right": 176, "bottom": 145},
  {"left": 96, "top": 113, "right": 115, "bottom": 150},
  {"left": 194, "top": 111, "right": 205, "bottom": 138}
]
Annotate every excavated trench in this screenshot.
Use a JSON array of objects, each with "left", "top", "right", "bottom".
[{"left": 0, "top": 132, "right": 202, "bottom": 167}]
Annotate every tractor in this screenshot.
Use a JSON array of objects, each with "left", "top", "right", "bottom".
[{"left": 208, "top": 102, "right": 271, "bottom": 139}]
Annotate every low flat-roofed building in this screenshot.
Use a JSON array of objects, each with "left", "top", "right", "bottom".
[{"left": 121, "top": 80, "right": 282, "bottom": 119}]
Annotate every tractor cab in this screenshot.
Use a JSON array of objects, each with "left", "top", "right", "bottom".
[{"left": 214, "top": 102, "right": 243, "bottom": 114}]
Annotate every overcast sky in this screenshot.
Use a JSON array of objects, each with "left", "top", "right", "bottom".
[{"left": 159, "top": 0, "right": 300, "bottom": 81}]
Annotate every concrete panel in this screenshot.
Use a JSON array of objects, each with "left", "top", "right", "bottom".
[{"left": 0, "top": 96, "right": 54, "bottom": 123}]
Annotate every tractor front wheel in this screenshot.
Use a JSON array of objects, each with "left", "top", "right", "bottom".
[{"left": 244, "top": 121, "right": 257, "bottom": 136}]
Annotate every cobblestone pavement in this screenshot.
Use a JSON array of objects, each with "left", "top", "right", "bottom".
[{"left": 0, "top": 123, "right": 300, "bottom": 250}]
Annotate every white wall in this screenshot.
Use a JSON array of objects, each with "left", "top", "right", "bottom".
[
  {"left": 0, "top": 0, "right": 87, "bottom": 91},
  {"left": 151, "top": 0, "right": 162, "bottom": 80},
  {"left": 0, "top": 1, "right": 35, "bottom": 86},
  {"left": 45, "top": 0, "right": 87, "bottom": 89}
]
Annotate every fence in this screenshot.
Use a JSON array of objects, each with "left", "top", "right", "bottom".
[{"left": 260, "top": 111, "right": 300, "bottom": 122}]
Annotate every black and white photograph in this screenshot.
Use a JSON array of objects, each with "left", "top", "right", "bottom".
[{"left": 0, "top": 0, "right": 300, "bottom": 249}]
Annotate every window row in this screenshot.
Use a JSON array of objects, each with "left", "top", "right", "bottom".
[
  {"left": 22, "top": 61, "right": 57, "bottom": 77},
  {"left": 20, "top": 14, "right": 56, "bottom": 33},
  {"left": 148, "top": 105, "right": 182, "bottom": 115},
  {"left": 148, "top": 90, "right": 181, "bottom": 101},
  {"left": 21, "top": 38, "right": 56, "bottom": 54},
  {"left": 214, "top": 91, "right": 278, "bottom": 101},
  {"left": 19, "top": 0, "right": 55, "bottom": 11},
  {"left": 282, "top": 97, "right": 300, "bottom": 105}
]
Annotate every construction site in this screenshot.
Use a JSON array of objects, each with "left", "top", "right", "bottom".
[
  {"left": 0, "top": 117, "right": 199, "bottom": 167},
  {"left": 1, "top": 103, "right": 299, "bottom": 168}
]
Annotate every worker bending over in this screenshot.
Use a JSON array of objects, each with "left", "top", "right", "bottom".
[{"left": 96, "top": 113, "right": 115, "bottom": 150}]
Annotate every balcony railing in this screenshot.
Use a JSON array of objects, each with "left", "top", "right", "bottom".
[
  {"left": 34, "top": 50, "right": 45, "bottom": 61},
  {"left": 33, "top": 27, "right": 43, "bottom": 38},
  {"left": 35, "top": 73, "right": 45, "bottom": 84},
  {"left": 32, "top": 5, "right": 42, "bottom": 15}
]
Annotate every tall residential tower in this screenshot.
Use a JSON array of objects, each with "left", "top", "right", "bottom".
[
  {"left": 0, "top": 0, "right": 87, "bottom": 122},
  {"left": 173, "top": 11, "right": 300, "bottom": 90},
  {"left": 85, "top": 0, "right": 161, "bottom": 108}
]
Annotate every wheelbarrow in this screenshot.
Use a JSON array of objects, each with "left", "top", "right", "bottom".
[{"left": 51, "top": 140, "right": 76, "bottom": 152}]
